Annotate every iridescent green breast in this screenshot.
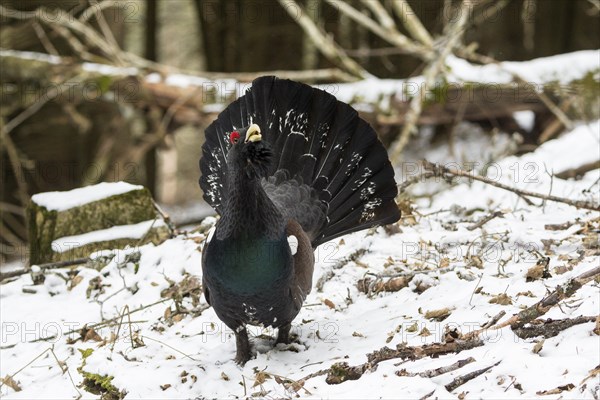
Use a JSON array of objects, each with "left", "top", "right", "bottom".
[{"left": 204, "top": 235, "right": 292, "bottom": 293}]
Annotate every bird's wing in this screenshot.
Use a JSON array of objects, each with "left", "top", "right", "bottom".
[{"left": 262, "top": 170, "right": 327, "bottom": 242}]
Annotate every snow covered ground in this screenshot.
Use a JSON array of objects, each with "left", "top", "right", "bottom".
[{"left": 1, "top": 120, "right": 599, "bottom": 399}]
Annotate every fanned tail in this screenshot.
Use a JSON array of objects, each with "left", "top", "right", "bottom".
[{"left": 200, "top": 76, "right": 400, "bottom": 247}]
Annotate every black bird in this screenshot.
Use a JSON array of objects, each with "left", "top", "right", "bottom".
[{"left": 199, "top": 76, "right": 400, "bottom": 364}]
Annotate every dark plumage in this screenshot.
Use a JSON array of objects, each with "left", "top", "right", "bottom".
[{"left": 199, "top": 76, "right": 400, "bottom": 364}]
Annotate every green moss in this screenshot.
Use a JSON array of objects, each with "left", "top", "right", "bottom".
[
  {"left": 81, "top": 372, "right": 125, "bottom": 400},
  {"left": 53, "top": 188, "right": 156, "bottom": 238},
  {"left": 96, "top": 75, "right": 114, "bottom": 94},
  {"left": 78, "top": 348, "right": 125, "bottom": 399},
  {"left": 51, "top": 225, "right": 170, "bottom": 262},
  {"left": 28, "top": 186, "right": 171, "bottom": 264}
]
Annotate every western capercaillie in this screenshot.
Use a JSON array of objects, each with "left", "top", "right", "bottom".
[{"left": 199, "top": 76, "right": 400, "bottom": 364}]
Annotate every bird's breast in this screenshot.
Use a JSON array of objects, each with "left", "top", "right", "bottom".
[{"left": 203, "top": 235, "right": 293, "bottom": 294}]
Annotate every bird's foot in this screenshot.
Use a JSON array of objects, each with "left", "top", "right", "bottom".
[
  {"left": 275, "top": 323, "right": 292, "bottom": 345},
  {"left": 235, "top": 327, "right": 252, "bottom": 366}
]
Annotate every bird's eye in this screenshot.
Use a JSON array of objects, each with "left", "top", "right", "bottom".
[{"left": 229, "top": 131, "right": 240, "bottom": 144}]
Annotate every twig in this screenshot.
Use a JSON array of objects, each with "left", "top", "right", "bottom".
[
  {"left": 397, "top": 357, "right": 476, "bottom": 378},
  {"left": 457, "top": 49, "right": 574, "bottom": 132},
  {"left": 513, "top": 316, "right": 597, "bottom": 339},
  {"left": 465, "top": 266, "right": 600, "bottom": 339},
  {"left": 325, "top": 0, "right": 430, "bottom": 60},
  {"left": 444, "top": 360, "right": 501, "bottom": 392},
  {"left": 466, "top": 211, "right": 504, "bottom": 231},
  {"left": 31, "top": 21, "right": 59, "bottom": 56},
  {"left": 423, "top": 160, "right": 600, "bottom": 211},
  {"left": 315, "top": 248, "right": 368, "bottom": 292},
  {"left": 391, "top": 0, "right": 433, "bottom": 47},
  {"left": 32, "top": 298, "right": 171, "bottom": 342},
  {"left": 0, "top": 258, "right": 89, "bottom": 281},
  {"left": 276, "top": 0, "right": 368, "bottom": 79},
  {"left": 389, "top": 0, "right": 473, "bottom": 163},
  {"left": 397, "top": 171, "right": 437, "bottom": 193},
  {"left": 556, "top": 160, "right": 600, "bottom": 180},
  {"left": 142, "top": 336, "right": 199, "bottom": 362},
  {"left": 49, "top": 345, "right": 82, "bottom": 398},
  {"left": 481, "top": 311, "right": 506, "bottom": 329}
]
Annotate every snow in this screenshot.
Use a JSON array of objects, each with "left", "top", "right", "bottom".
[
  {"left": 2, "top": 121, "right": 598, "bottom": 399},
  {"left": 31, "top": 181, "right": 143, "bottom": 211},
  {"left": 513, "top": 111, "right": 535, "bottom": 132},
  {"left": 0, "top": 49, "right": 62, "bottom": 64},
  {"left": 328, "top": 50, "right": 600, "bottom": 109},
  {"left": 445, "top": 50, "right": 600, "bottom": 85},
  {"left": 51, "top": 219, "right": 166, "bottom": 253},
  {"left": 2, "top": 49, "right": 600, "bottom": 398}
]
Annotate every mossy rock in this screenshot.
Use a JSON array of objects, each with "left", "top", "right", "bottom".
[{"left": 28, "top": 182, "right": 172, "bottom": 264}]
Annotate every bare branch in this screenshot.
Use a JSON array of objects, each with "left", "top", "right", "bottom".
[
  {"left": 391, "top": 0, "right": 434, "bottom": 47},
  {"left": 277, "top": 0, "right": 368, "bottom": 79},
  {"left": 324, "top": 0, "right": 430, "bottom": 60},
  {"left": 445, "top": 361, "right": 501, "bottom": 392},
  {"left": 389, "top": 0, "right": 473, "bottom": 163},
  {"left": 423, "top": 160, "right": 600, "bottom": 211}
]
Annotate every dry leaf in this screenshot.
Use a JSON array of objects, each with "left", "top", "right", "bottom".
[
  {"left": 554, "top": 265, "right": 572, "bottom": 275},
  {"left": 424, "top": 308, "right": 452, "bottom": 321},
  {"left": 532, "top": 339, "right": 545, "bottom": 354},
  {"left": 418, "top": 327, "right": 431, "bottom": 337},
  {"left": 323, "top": 299, "right": 336, "bottom": 309},
  {"left": 172, "top": 314, "right": 184, "bottom": 323},
  {"left": 1, "top": 375, "right": 21, "bottom": 392},
  {"left": 526, "top": 261, "right": 551, "bottom": 281},
  {"left": 253, "top": 371, "right": 271, "bottom": 387},
  {"left": 68, "top": 275, "right": 84, "bottom": 290},
  {"left": 406, "top": 322, "right": 419, "bottom": 333},
  {"left": 468, "top": 255, "right": 484, "bottom": 269},
  {"left": 160, "top": 384, "right": 171, "bottom": 391},
  {"left": 536, "top": 383, "right": 575, "bottom": 395},
  {"left": 489, "top": 293, "right": 513, "bottom": 305},
  {"left": 221, "top": 372, "right": 230, "bottom": 381},
  {"left": 82, "top": 327, "right": 103, "bottom": 342}
]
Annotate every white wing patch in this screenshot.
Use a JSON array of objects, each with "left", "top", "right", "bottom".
[
  {"left": 287, "top": 235, "right": 298, "bottom": 255},
  {"left": 205, "top": 226, "right": 216, "bottom": 244}
]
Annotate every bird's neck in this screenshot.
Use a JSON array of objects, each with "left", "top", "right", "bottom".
[{"left": 218, "top": 172, "right": 284, "bottom": 240}]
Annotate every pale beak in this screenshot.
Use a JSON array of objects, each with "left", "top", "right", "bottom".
[{"left": 245, "top": 124, "right": 262, "bottom": 143}]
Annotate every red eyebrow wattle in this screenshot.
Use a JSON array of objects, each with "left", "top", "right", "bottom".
[{"left": 229, "top": 131, "right": 240, "bottom": 144}]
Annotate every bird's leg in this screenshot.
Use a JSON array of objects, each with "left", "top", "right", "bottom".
[
  {"left": 275, "top": 323, "right": 291, "bottom": 344},
  {"left": 234, "top": 326, "right": 251, "bottom": 365}
]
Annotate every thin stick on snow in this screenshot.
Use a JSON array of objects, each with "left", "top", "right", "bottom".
[
  {"left": 31, "top": 298, "right": 172, "bottom": 342},
  {"left": 445, "top": 360, "right": 501, "bottom": 392},
  {"left": 465, "top": 266, "right": 600, "bottom": 339},
  {"left": 0, "top": 258, "right": 89, "bottom": 281},
  {"left": 397, "top": 357, "right": 476, "bottom": 378},
  {"left": 423, "top": 161, "right": 600, "bottom": 212},
  {"left": 0, "top": 348, "right": 50, "bottom": 390},
  {"left": 141, "top": 336, "right": 199, "bottom": 361},
  {"left": 466, "top": 211, "right": 505, "bottom": 231},
  {"left": 49, "top": 345, "right": 82, "bottom": 398}
]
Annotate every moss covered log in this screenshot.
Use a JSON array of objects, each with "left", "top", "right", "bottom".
[{"left": 28, "top": 183, "right": 171, "bottom": 264}]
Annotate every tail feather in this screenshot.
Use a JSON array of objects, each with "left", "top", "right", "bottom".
[{"left": 199, "top": 76, "right": 400, "bottom": 246}]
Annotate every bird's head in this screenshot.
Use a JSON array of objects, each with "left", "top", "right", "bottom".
[{"left": 227, "top": 123, "right": 272, "bottom": 179}]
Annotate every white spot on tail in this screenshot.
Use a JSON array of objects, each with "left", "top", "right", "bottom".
[{"left": 287, "top": 235, "right": 298, "bottom": 255}]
